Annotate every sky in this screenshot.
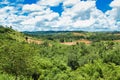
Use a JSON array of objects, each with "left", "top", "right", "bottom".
[{"left": 0, "top": 0, "right": 120, "bottom": 31}]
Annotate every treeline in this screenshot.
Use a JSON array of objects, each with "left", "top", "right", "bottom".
[
  {"left": 24, "top": 31, "right": 120, "bottom": 42},
  {"left": 24, "top": 31, "right": 86, "bottom": 42},
  {"left": 1, "top": 26, "right": 120, "bottom": 80},
  {"left": 88, "top": 32, "right": 120, "bottom": 42}
]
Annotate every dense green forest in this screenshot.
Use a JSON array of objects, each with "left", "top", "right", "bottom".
[{"left": 1, "top": 26, "right": 120, "bottom": 80}]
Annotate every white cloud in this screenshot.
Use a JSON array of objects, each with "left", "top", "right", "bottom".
[
  {"left": 20, "top": 4, "right": 60, "bottom": 31},
  {"left": 37, "top": 0, "right": 63, "bottom": 6},
  {"left": 103, "top": 0, "right": 120, "bottom": 31},
  {"left": 73, "top": 17, "right": 95, "bottom": 28},
  {"left": 0, "top": 0, "right": 120, "bottom": 31},
  {"left": 54, "top": 16, "right": 73, "bottom": 28},
  {"left": 71, "top": 1, "right": 95, "bottom": 12},
  {"left": 59, "top": 1, "right": 96, "bottom": 30},
  {"left": 109, "top": 0, "right": 120, "bottom": 20},
  {"left": 0, "top": 0, "right": 9, "bottom": 4},
  {"left": 63, "top": 0, "right": 79, "bottom": 7},
  {"left": 110, "top": 0, "right": 120, "bottom": 7},
  {"left": 0, "top": 6, "right": 15, "bottom": 25},
  {"left": 22, "top": 4, "right": 44, "bottom": 12}
]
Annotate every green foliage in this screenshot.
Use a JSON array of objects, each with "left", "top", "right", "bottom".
[
  {"left": 1, "top": 25, "right": 120, "bottom": 80},
  {"left": 0, "top": 26, "right": 25, "bottom": 42},
  {"left": 0, "top": 74, "right": 15, "bottom": 80},
  {"left": 73, "top": 60, "right": 120, "bottom": 80},
  {"left": 0, "top": 25, "right": 13, "bottom": 33}
]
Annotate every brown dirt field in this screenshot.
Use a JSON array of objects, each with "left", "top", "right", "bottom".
[
  {"left": 114, "top": 40, "right": 120, "bottom": 42},
  {"left": 26, "top": 37, "right": 43, "bottom": 44},
  {"left": 115, "top": 33, "right": 120, "bottom": 36},
  {"left": 61, "top": 39, "right": 92, "bottom": 45},
  {"left": 77, "top": 39, "right": 92, "bottom": 44},
  {"left": 73, "top": 32, "right": 85, "bottom": 36},
  {"left": 61, "top": 42, "right": 76, "bottom": 45}
]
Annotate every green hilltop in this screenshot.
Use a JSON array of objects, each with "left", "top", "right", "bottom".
[{"left": 0, "top": 25, "right": 25, "bottom": 42}]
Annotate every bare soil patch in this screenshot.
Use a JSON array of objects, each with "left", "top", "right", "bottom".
[
  {"left": 61, "top": 39, "right": 91, "bottom": 45},
  {"left": 61, "top": 42, "right": 76, "bottom": 45},
  {"left": 73, "top": 32, "right": 85, "bottom": 36},
  {"left": 114, "top": 40, "right": 120, "bottom": 42},
  {"left": 77, "top": 39, "right": 92, "bottom": 44},
  {"left": 26, "top": 37, "right": 43, "bottom": 44},
  {"left": 114, "top": 34, "right": 120, "bottom": 36}
]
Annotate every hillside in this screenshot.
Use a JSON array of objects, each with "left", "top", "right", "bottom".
[
  {"left": 1, "top": 26, "right": 120, "bottom": 80},
  {"left": 0, "top": 26, "right": 43, "bottom": 45},
  {"left": 0, "top": 26, "right": 25, "bottom": 42}
]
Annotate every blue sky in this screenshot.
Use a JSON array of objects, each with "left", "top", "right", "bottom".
[
  {"left": 0, "top": 0, "right": 120, "bottom": 31},
  {"left": 23, "top": 0, "right": 37, "bottom": 4},
  {"left": 96, "top": 0, "right": 113, "bottom": 12}
]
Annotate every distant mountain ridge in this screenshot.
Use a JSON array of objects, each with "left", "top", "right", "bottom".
[{"left": 23, "top": 30, "right": 120, "bottom": 35}]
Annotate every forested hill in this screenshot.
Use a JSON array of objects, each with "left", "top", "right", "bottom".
[
  {"left": 0, "top": 26, "right": 25, "bottom": 42},
  {"left": 1, "top": 26, "right": 120, "bottom": 80}
]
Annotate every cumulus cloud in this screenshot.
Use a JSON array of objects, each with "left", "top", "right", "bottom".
[
  {"left": 22, "top": 4, "right": 44, "bottom": 12},
  {"left": 0, "top": 6, "right": 14, "bottom": 25},
  {"left": 0, "top": 0, "right": 120, "bottom": 31},
  {"left": 60, "top": 1, "right": 96, "bottom": 29},
  {"left": 63, "top": 0, "right": 79, "bottom": 7},
  {"left": 104, "top": 0, "right": 120, "bottom": 31},
  {"left": 110, "top": 0, "right": 120, "bottom": 7},
  {"left": 0, "top": 0, "right": 9, "bottom": 4},
  {"left": 73, "top": 17, "right": 95, "bottom": 28},
  {"left": 37, "top": 0, "right": 63, "bottom": 6},
  {"left": 109, "top": 0, "right": 120, "bottom": 19}
]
